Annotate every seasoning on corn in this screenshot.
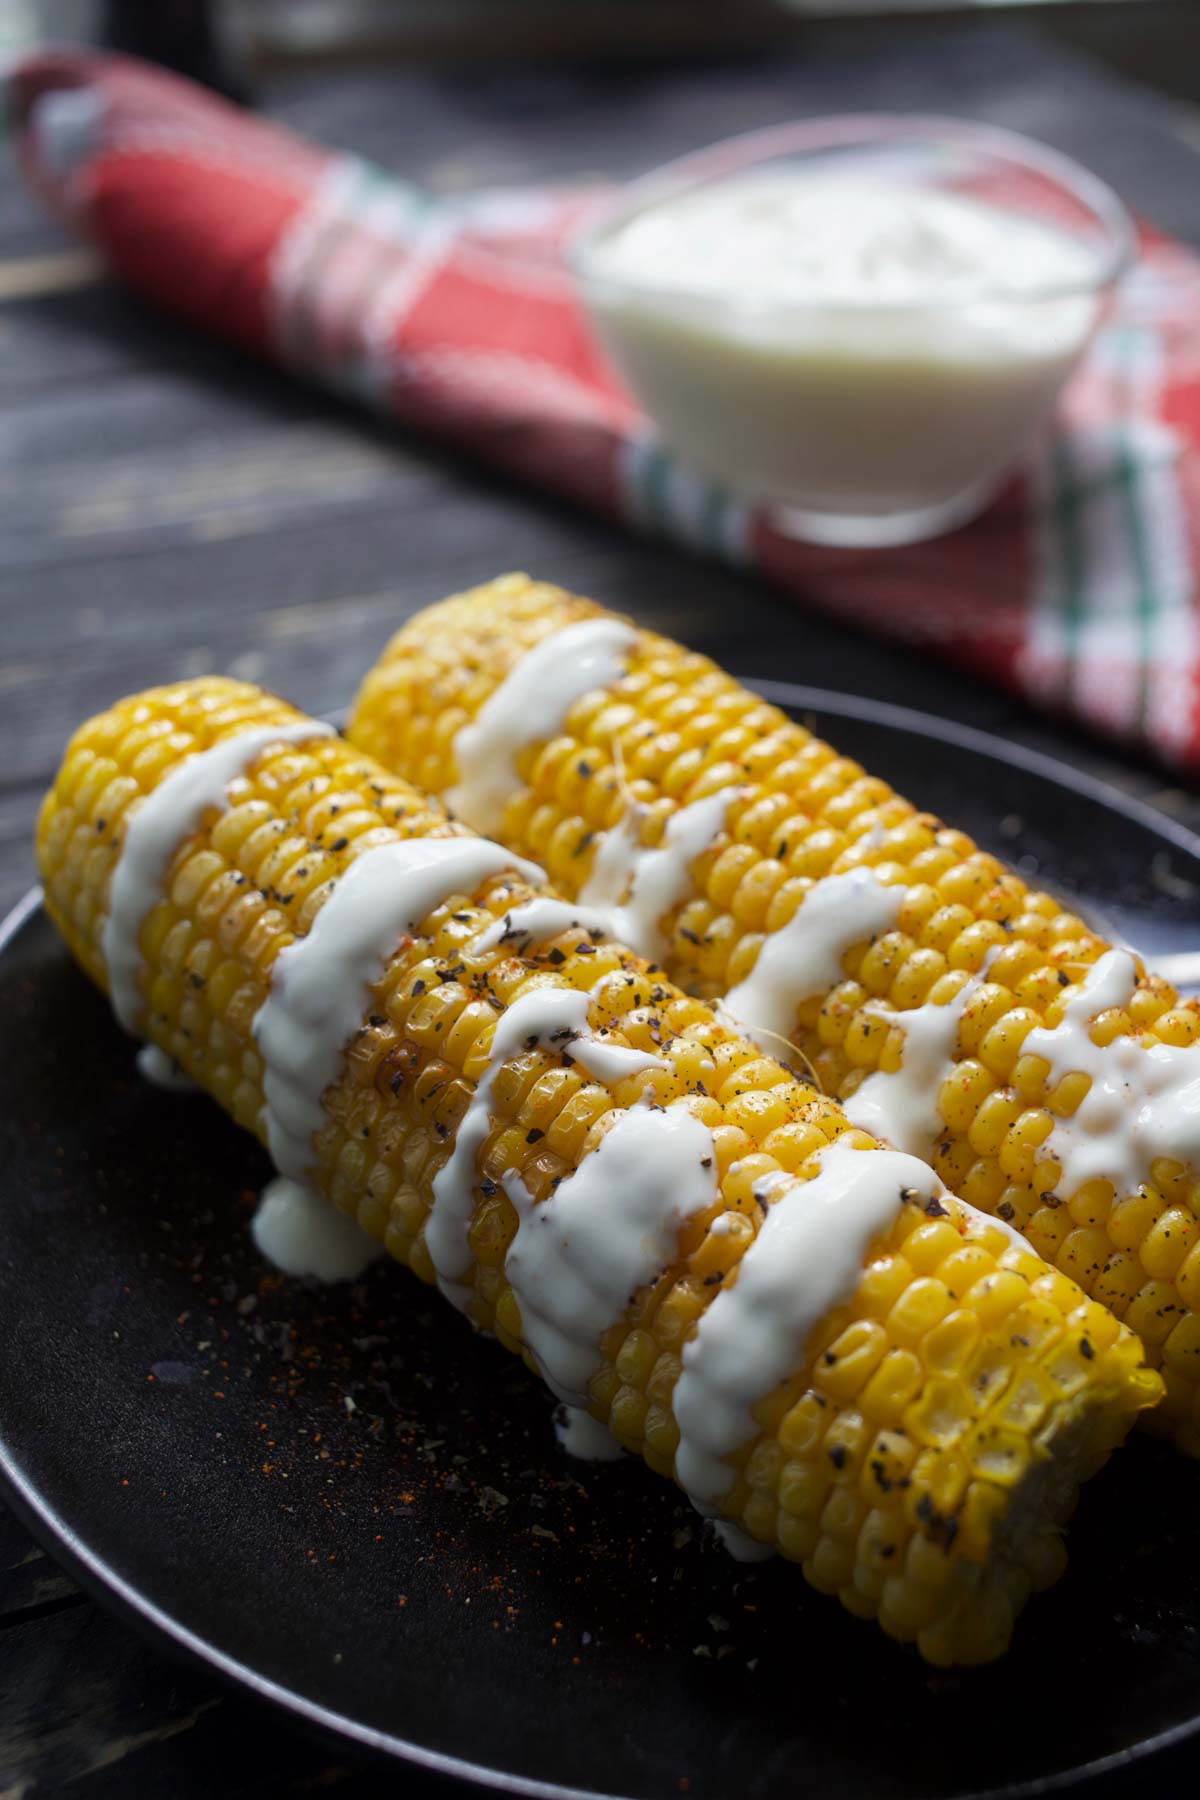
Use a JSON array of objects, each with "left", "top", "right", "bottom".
[
  {"left": 38, "top": 676, "right": 1161, "bottom": 1664},
  {"left": 348, "top": 573, "right": 1200, "bottom": 1453}
]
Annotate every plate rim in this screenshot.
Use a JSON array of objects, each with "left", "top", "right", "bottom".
[{"left": 5, "top": 683, "right": 1200, "bottom": 1800}]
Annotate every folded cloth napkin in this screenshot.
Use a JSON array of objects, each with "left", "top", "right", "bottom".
[{"left": 12, "top": 49, "right": 1200, "bottom": 776}]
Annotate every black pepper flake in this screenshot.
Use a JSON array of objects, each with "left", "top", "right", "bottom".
[
  {"left": 575, "top": 943, "right": 597, "bottom": 956},
  {"left": 361, "top": 1126, "right": 370, "bottom": 1139},
  {"left": 410, "top": 980, "right": 426, "bottom": 997},
  {"left": 1057, "top": 970, "right": 1070, "bottom": 987},
  {"left": 1080, "top": 1338, "right": 1095, "bottom": 1360},
  {"left": 526, "top": 1128, "right": 545, "bottom": 1144},
  {"left": 823, "top": 1351, "right": 837, "bottom": 1366},
  {"left": 828, "top": 1445, "right": 847, "bottom": 1470},
  {"left": 915, "top": 1494, "right": 958, "bottom": 1552},
  {"left": 481, "top": 1178, "right": 498, "bottom": 1197},
  {"left": 389, "top": 1071, "right": 406, "bottom": 1096},
  {"left": 996, "top": 1201, "right": 1016, "bottom": 1221},
  {"left": 572, "top": 832, "right": 594, "bottom": 858},
  {"left": 680, "top": 927, "right": 700, "bottom": 946},
  {"left": 96, "top": 818, "right": 106, "bottom": 832},
  {"left": 700, "top": 1156, "right": 713, "bottom": 1169},
  {"left": 702, "top": 1271, "right": 725, "bottom": 1287},
  {"left": 922, "top": 1194, "right": 949, "bottom": 1219},
  {"left": 870, "top": 1459, "right": 892, "bottom": 1492},
  {"left": 330, "top": 836, "right": 349, "bottom": 852},
  {"left": 577, "top": 761, "right": 592, "bottom": 778},
  {"left": 548, "top": 947, "right": 566, "bottom": 965},
  {"left": 435, "top": 1122, "right": 449, "bottom": 1140},
  {"left": 367, "top": 1014, "right": 386, "bottom": 1028}
]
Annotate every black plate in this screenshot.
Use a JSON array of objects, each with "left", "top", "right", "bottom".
[{"left": 2, "top": 685, "right": 1199, "bottom": 1800}]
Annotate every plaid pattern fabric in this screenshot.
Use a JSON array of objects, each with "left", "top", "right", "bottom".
[{"left": 12, "top": 49, "right": 1200, "bottom": 775}]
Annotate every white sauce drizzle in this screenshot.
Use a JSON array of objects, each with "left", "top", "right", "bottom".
[
  {"left": 425, "top": 986, "right": 664, "bottom": 1310},
  {"left": 251, "top": 1175, "right": 380, "bottom": 1282},
  {"left": 1021, "top": 949, "right": 1200, "bottom": 1197},
  {"left": 470, "top": 895, "right": 613, "bottom": 957},
  {"left": 673, "top": 1141, "right": 941, "bottom": 1515},
  {"left": 253, "top": 837, "right": 542, "bottom": 1182},
  {"left": 447, "top": 618, "right": 638, "bottom": 834},
  {"left": 554, "top": 1404, "right": 626, "bottom": 1461},
  {"left": 504, "top": 1101, "right": 717, "bottom": 1404},
  {"left": 578, "top": 787, "right": 738, "bottom": 961},
  {"left": 135, "top": 1042, "right": 196, "bottom": 1092},
  {"left": 843, "top": 958, "right": 996, "bottom": 1157},
  {"left": 711, "top": 1520, "right": 773, "bottom": 1563},
  {"left": 723, "top": 867, "right": 903, "bottom": 1052},
  {"left": 103, "top": 721, "right": 333, "bottom": 1033}
]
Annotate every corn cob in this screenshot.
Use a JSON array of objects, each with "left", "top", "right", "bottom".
[
  {"left": 349, "top": 572, "right": 1200, "bottom": 1452},
  {"left": 38, "top": 676, "right": 1160, "bottom": 1665}
]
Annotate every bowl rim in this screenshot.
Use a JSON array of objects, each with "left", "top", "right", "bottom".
[{"left": 569, "top": 112, "right": 1136, "bottom": 315}]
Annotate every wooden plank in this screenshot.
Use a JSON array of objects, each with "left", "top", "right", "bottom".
[
  {"left": 0, "top": 1602, "right": 369, "bottom": 1794},
  {"left": 0, "top": 1509, "right": 80, "bottom": 1628}
]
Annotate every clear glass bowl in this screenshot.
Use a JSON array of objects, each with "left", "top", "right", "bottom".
[{"left": 572, "top": 116, "right": 1132, "bottom": 548}]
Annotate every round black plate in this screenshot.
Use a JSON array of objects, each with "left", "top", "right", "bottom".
[{"left": 2, "top": 686, "right": 1199, "bottom": 1800}]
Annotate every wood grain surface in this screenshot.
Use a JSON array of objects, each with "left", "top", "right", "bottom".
[{"left": 1, "top": 16, "right": 1198, "bottom": 1795}]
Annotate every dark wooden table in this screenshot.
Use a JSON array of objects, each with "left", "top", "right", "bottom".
[{"left": 2, "top": 17, "right": 1199, "bottom": 1795}]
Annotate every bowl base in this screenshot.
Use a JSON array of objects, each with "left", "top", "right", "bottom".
[{"left": 769, "top": 473, "right": 1001, "bottom": 548}]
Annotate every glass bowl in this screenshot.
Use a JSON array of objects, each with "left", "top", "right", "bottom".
[{"left": 572, "top": 116, "right": 1132, "bottom": 548}]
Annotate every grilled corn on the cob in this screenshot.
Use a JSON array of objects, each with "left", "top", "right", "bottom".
[
  {"left": 38, "top": 676, "right": 1160, "bottom": 1664},
  {"left": 349, "top": 573, "right": 1200, "bottom": 1452}
]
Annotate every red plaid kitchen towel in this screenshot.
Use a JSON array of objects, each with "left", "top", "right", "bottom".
[{"left": 12, "top": 49, "right": 1200, "bottom": 775}]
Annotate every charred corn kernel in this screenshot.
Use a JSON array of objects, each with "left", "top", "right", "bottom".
[
  {"left": 351, "top": 575, "right": 1200, "bottom": 1451},
  {"left": 49, "top": 680, "right": 1156, "bottom": 1670}
]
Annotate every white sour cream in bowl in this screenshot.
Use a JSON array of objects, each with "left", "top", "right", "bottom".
[{"left": 574, "top": 116, "right": 1131, "bottom": 547}]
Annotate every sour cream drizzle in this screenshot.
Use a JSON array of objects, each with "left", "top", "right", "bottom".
[
  {"left": 578, "top": 787, "right": 738, "bottom": 961},
  {"left": 135, "top": 1043, "right": 196, "bottom": 1092},
  {"left": 1021, "top": 950, "right": 1200, "bottom": 1197},
  {"left": 723, "top": 867, "right": 903, "bottom": 1051},
  {"left": 554, "top": 1405, "right": 625, "bottom": 1462},
  {"left": 103, "top": 721, "right": 333, "bottom": 1033},
  {"left": 252, "top": 1175, "right": 381, "bottom": 1282},
  {"left": 711, "top": 1520, "right": 773, "bottom": 1563},
  {"left": 447, "top": 617, "right": 638, "bottom": 834},
  {"left": 253, "top": 837, "right": 543, "bottom": 1183},
  {"left": 425, "top": 986, "right": 664, "bottom": 1309},
  {"left": 506, "top": 1100, "right": 717, "bottom": 1404},
  {"left": 470, "top": 895, "right": 613, "bottom": 957},
  {"left": 673, "top": 1142, "right": 944, "bottom": 1516},
  {"left": 844, "top": 957, "right": 997, "bottom": 1157}
]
